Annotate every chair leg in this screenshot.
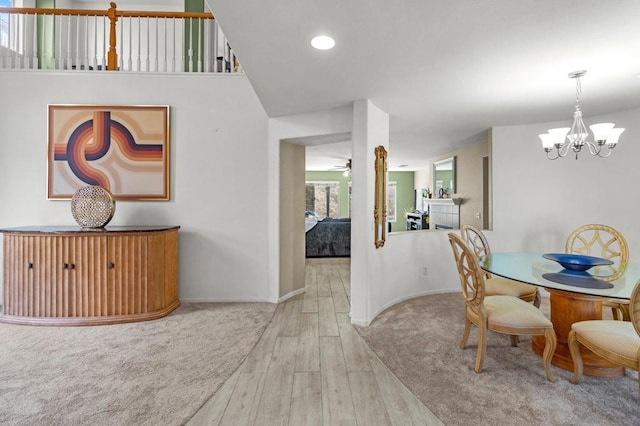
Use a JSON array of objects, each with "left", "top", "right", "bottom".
[
  {"left": 541, "top": 328, "right": 557, "bottom": 382},
  {"left": 533, "top": 289, "right": 541, "bottom": 308},
  {"left": 568, "top": 330, "right": 583, "bottom": 384},
  {"left": 611, "top": 307, "right": 622, "bottom": 321},
  {"left": 474, "top": 319, "right": 487, "bottom": 373},
  {"left": 510, "top": 335, "right": 518, "bottom": 347},
  {"left": 637, "top": 360, "right": 640, "bottom": 401},
  {"left": 460, "top": 317, "right": 471, "bottom": 349},
  {"left": 618, "top": 304, "right": 630, "bottom": 321}
]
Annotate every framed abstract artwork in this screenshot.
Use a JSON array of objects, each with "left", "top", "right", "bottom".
[{"left": 47, "top": 104, "right": 170, "bottom": 200}]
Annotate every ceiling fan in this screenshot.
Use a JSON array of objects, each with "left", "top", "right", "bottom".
[{"left": 329, "top": 159, "right": 351, "bottom": 175}]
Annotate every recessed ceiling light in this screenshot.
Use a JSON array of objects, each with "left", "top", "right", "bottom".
[{"left": 310, "top": 35, "right": 335, "bottom": 50}]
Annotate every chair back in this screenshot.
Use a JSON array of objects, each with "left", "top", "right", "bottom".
[
  {"left": 461, "top": 224, "right": 492, "bottom": 279},
  {"left": 630, "top": 280, "right": 640, "bottom": 337},
  {"left": 565, "top": 224, "right": 629, "bottom": 280},
  {"left": 448, "top": 232, "right": 485, "bottom": 309}
]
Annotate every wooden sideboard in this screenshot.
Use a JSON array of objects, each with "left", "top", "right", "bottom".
[{"left": 0, "top": 226, "right": 180, "bottom": 326}]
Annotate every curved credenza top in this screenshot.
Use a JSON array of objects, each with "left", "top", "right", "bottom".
[{"left": 0, "top": 225, "right": 180, "bottom": 234}]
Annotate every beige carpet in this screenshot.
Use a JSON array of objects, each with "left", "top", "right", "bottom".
[
  {"left": 0, "top": 302, "right": 275, "bottom": 426},
  {"left": 356, "top": 293, "right": 640, "bottom": 426}
]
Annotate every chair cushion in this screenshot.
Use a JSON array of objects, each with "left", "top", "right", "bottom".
[
  {"left": 571, "top": 320, "right": 640, "bottom": 364},
  {"left": 484, "top": 295, "right": 552, "bottom": 329},
  {"left": 485, "top": 277, "right": 537, "bottom": 298}
]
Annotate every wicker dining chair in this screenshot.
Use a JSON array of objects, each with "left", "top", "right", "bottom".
[
  {"left": 565, "top": 224, "right": 629, "bottom": 320},
  {"left": 448, "top": 232, "right": 557, "bottom": 382},
  {"left": 461, "top": 224, "right": 541, "bottom": 307},
  {"left": 568, "top": 279, "right": 640, "bottom": 397}
]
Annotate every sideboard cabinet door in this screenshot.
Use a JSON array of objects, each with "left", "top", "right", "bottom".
[
  {"left": 3, "top": 234, "right": 107, "bottom": 318},
  {"left": 107, "top": 234, "right": 148, "bottom": 315},
  {"left": 60, "top": 235, "right": 108, "bottom": 318}
]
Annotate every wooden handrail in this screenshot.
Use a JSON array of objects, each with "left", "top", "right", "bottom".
[
  {"left": 0, "top": 3, "right": 216, "bottom": 71},
  {"left": 0, "top": 6, "right": 213, "bottom": 19}
]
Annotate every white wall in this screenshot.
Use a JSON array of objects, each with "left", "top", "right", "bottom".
[
  {"left": 490, "top": 107, "right": 640, "bottom": 259},
  {"left": 0, "top": 70, "right": 270, "bottom": 304}
]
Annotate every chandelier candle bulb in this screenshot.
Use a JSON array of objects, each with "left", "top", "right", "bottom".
[
  {"left": 604, "top": 128, "right": 625, "bottom": 147},
  {"left": 590, "top": 123, "right": 615, "bottom": 143}
]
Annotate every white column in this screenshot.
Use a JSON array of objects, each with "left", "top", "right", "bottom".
[{"left": 350, "top": 99, "right": 390, "bottom": 325}]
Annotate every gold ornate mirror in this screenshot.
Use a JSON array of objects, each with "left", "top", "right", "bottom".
[{"left": 374, "top": 145, "right": 387, "bottom": 248}]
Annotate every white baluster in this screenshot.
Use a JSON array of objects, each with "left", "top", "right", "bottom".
[
  {"left": 203, "top": 18, "right": 209, "bottom": 72},
  {"left": 154, "top": 17, "right": 158, "bottom": 72},
  {"left": 127, "top": 17, "right": 132, "bottom": 71},
  {"left": 2, "top": 13, "right": 9, "bottom": 68},
  {"left": 83, "top": 15, "right": 89, "bottom": 69},
  {"left": 102, "top": 16, "right": 107, "bottom": 70},
  {"left": 225, "top": 38, "right": 230, "bottom": 72},
  {"left": 15, "top": 12, "right": 22, "bottom": 69},
  {"left": 171, "top": 18, "right": 176, "bottom": 72},
  {"left": 66, "top": 15, "right": 72, "bottom": 69},
  {"left": 118, "top": 14, "right": 123, "bottom": 71},
  {"left": 12, "top": 13, "right": 17, "bottom": 68},
  {"left": 197, "top": 18, "right": 202, "bottom": 72},
  {"left": 163, "top": 17, "right": 167, "bottom": 72},
  {"left": 135, "top": 16, "right": 139, "bottom": 71},
  {"left": 92, "top": 15, "right": 97, "bottom": 70},
  {"left": 146, "top": 17, "right": 150, "bottom": 71},
  {"left": 173, "top": 18, "right": 178, "bottom": 72},
  {"left": 56, "top": 14, "right": 62, "bottom": 69},
  {"left": 186, "top": 17, "right": 191, "bottom": 72},
  {"left": 75, "top": 15, "right": 81, "bottom": 70},
  {"left": 20, "top": 14, "right": 28, "bottom": 68},
  {"left": 32, "top": 14, "right": 39, "bottom": 69},
  {"left": 42, "top": 13, "right": 48, "bottom": 69},
  {"left": 213, "top": 19, "right": 218, "bottom": 72}
]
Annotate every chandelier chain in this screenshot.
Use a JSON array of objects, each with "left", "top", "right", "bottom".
[{"left": 575, "top": 75, "right": 582, "bottom": 111}]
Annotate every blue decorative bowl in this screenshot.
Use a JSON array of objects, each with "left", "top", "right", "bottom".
[{"left": 542, "top": 253, "right": 613, "bottom": 272}]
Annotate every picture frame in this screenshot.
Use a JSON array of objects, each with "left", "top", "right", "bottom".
[{"left": 47, "top": 104, "right": 170, "bottom": 200}]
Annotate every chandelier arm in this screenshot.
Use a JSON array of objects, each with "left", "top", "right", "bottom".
[
  {"left": 595, "top": 147, "right": 614, "bottom": 158},
  {"left": 558, "top": 142, "right": 571, "bottom": 158},
  {"left": 546, "top": 150, "right": 561, "bottom": 160},
  {"left": 585, "top": 141, "right": 601, "bottom": 156}
]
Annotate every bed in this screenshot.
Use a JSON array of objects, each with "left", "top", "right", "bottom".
[{"left": 305, "top": 217, "right": 351, "bottom": 257}]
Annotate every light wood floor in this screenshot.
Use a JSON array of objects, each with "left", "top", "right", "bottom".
[{"left": 187, "top": 257, "right": 443, "bottom": 426}]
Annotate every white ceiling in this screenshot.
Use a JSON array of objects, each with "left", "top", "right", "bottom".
[{"left": 207, "top": 0, "right": 640, "bottom": 171}]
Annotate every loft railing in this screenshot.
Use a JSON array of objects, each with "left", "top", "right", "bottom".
[{"left": 0, "top": 2, "right": 241, "bottom": 73}]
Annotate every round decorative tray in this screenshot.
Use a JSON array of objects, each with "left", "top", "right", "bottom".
[
  {"left": 542, "top": 253, "right": 613, "bottom": 272},
  {"left": 70, "top": 185, "right": 116, "bottom": 228}
]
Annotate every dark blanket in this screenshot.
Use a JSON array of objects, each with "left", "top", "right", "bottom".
[{"left": 305, "top": 218, "right": 350, "bottom": 257}]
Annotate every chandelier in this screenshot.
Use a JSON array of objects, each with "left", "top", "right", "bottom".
[{"left": 538, "top": 71, "right": 624, "bottom": 160}]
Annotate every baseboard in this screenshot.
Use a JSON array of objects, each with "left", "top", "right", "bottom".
[
  {"left": 179, "top": 298, "right": 276, "bottom": 303},
  {"left": 350, "top": 289, "right": 461, "bottom": 327},
  {"left": 278, "top": 288, "right": 306, "bottom": 303}
]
